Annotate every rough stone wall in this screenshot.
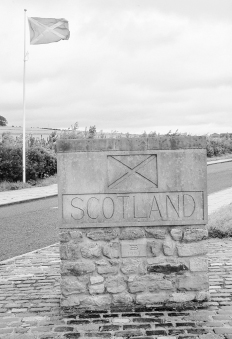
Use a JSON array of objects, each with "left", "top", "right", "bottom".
[{"left": 60, "top": 225, "right": 209, "bottom": 309}]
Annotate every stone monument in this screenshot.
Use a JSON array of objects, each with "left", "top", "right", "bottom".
[{"left": 57, "top": 136, "right": 208, "bottom": 309}]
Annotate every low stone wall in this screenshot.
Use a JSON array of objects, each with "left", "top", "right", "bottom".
[{"left": 60, "top": 225, "right": 209, "bottom": 308}]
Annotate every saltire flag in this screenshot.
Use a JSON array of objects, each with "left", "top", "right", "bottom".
[{"left": 28, "top": 17, "right": 70, "bottom": 45}]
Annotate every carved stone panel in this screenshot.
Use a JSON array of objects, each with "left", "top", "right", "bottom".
[
  {"left": 62, "top": 191, "right": 204, "bottom": 227},
  {"left": 121, "top": 240, "right": 147, "bottom": 257},
  {"left": 58, "top": 146, "right": 207, "bottom": 227}
]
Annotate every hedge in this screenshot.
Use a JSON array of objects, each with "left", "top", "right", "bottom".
[
  {"left": 0, "top": 146, "right": 57, "bottom": 182},
  {"left": 207, "top": 137, "right": 232, "bottom": 157}
]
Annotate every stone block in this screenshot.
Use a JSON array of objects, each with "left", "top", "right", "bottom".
[
  {"left": 145, "top": 227, "right": 166, "bottom": 239},
  {"left": 177, "top": 273, "right": 208, "bottom": 291},
  {"left": 61, "top": 276, "right": 86, "bottom": 296},
  {"left": 128, "top": 274, "right": 172, "bottom": 293},
  {"left": 60, "top": 231, "right": 71, "bottom": 242},
  {"left": 170, "top": 228, "right": 183, "bottom": 241},
  {"left": 89, "top": 284, "right": 105, "bottom": 295},
  {"left": 69, "top": 230, "right": 83, "bottom": 242},
  {"left": 97, "top": 264, "right": 118, "bottom": 275},
  {"left": 177, "top": 242, "right": 207, "bottom": 257},
  {"left": 90, "top": 276, "right": 104, "bottom": 285},
  {"left": 61, "top": 295, "right": 81, "bottom": 306},
  {"left": 112, "top": 292, "right": 134, "bottom": 305},
  {"left": 121, "top": 239, "right": 147, "bottom": 257},
  {"left": 147, "top": 257, "right": 188, "bottom": 274},
  {"left": 163, "top": 238, "right": 176, "bottom": 256},
  {"left": 196, "top": 291, "right": 210, "bottom": 301},
  {"left": 148, "top": 240, "right": 163, "bottom": 257},
  {"left": 81, "top": 295, "right": 112, "bottom": 308},
  {"left": 95, "top": 259, "right": 109, "bottom": 266},
  {"left": 60, "top": 242, "right": 81, "bottom": 260},
  {"left": 62, "top": 260, "right": 95, "bottom": 276},
  {"left": 147, "top": 135, "right": 206, "bottom": 150},
  {"left": 81, "top": 243, "right": 102, "bottom": 259},
  {"left": 117, "top": 137, "right": 148, "bottom": 151},
  {"left": 87, "top": 229, "right": 118, "bottom": 241},
  {"left": 60, "top": 230, "right": 83, "bottom": 243},
  {"left": 60, "top": 261, "right": 73, "bottom": 275},
  {"left": 103, "top": 242, "right": 120, "bottom": 258},
  {"left": 190, "top": 257, "right": 208, "bottom": 272},
  {"left": 109, "top": 258, "right": 119, "bottom": 266},
  {"left": 121, "top": 258, "right": 146, "bottom": 275},
  {"left": 183, "top": 228, "right": 208, "bottom": 242},
  {"left": 170, "top": 292, "right": 196, "bottom": 302},
  {"left": 105, "top": 276, "right": 127, "bottom": 294},
  {"left": 136, "top": 292, "right": 169, "bottom": 304},
  {"left": 148, "top": 279, "right": 173, "bottom": 292},
  {"left": 60, "top": 244, "right": 69, "bottom": 260},
  {"left": 120, "top": 228, "right": 145, "bottom": 240}
]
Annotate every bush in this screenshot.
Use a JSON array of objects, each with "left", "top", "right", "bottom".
[
  {"left": 207, "top": 203, "right": 232, "bottom": 238},
  {"left": 206, "top": 136, "right": 232, "bottom": 157},
  {"left": 0, "top": 146, "right": 57, "bottom": 182}
]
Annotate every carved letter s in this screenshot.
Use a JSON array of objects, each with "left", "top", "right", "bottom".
[{"left": 71, "top": 197, "right": 85, "bottom": 220}]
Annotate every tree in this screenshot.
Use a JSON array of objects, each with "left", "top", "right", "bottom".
[
  {"left": 88, "top": 125, "right": 96, "bottom": 139},
  {"left": 2, "top": 132, "right": 14, "bottom": 146},
  {"left": 0, "top": 116, "right": 7, "bottom": 126}
]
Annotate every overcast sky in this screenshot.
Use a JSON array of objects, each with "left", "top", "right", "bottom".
[{"left": 1, "top": 0, "right": 232, "bottom": 134}]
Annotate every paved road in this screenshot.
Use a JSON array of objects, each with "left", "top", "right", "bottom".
[
  {"left": 0, "top": 197, "right": 59, "bottom": 261},
  {"left": 0, "top": 162, "right": 231, "bottom": 261},
  {"left": 207, "top": 161, "right": 232, "bottom": 194}
]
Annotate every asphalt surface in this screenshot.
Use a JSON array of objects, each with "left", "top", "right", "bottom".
[
  {"left": 0, "top": 196, "right": 59, "bottom": 261},
  {"left": 207, "top": 161, "right": 232, "bottom": 194},
  {"left": 0, "top": 161, "right": 231, "bottom": 261}
]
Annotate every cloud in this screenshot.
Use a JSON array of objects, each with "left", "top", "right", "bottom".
[{"left": 0, "top": 0, "right": 232, "bottom": 134}]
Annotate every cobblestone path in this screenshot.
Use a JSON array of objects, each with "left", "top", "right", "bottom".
[{"left": 0, "top": 239, "right": 232, "bottom": 338}]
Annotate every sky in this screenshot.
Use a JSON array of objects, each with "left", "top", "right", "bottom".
[{"left": 0, "top": 0, "right": 232, "bottom": 135}]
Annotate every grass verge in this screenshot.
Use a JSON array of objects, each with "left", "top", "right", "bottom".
[
  {"left": 0, "top": 175, "right": 57, "bottom": 192},
  {"left": 207, "top": 203, "right": 232, "bottom": 238}
]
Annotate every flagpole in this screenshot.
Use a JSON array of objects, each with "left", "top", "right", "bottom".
[{"left": 23, "top": 9, "right": 27, "bottom": 183}]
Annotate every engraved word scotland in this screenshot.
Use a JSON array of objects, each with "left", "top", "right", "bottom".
[{"left": 59, "top": 148, "right": 207, "bottom": 228}]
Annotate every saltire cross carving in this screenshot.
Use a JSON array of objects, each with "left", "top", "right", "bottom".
[{"left": 108, "top": 155, "right": 157, "bottom": 189}]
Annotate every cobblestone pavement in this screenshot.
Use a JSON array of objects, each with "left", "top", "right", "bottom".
[{"left": 0, "top": 239, "right": 231, "bottom": 339}]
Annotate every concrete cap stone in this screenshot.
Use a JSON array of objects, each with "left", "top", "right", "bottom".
[{"left": 57, "top": 136, "right": 206, "bottom": 153}]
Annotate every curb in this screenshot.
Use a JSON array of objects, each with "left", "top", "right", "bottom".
[
  {"left": 0, "top": 193, "right": 58, "bottom": 207},
  {"left": 207, "top": 158, "right": 232, "bottom": 166},
  {"left": 0, "top": 242, "right": 59, "bottom": 264}
]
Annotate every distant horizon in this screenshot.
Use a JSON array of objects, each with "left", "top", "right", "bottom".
[
  {"left": 0, "top": 124, "right": 231, "bottom": 137},
  {"left": 1, "top": 122, "right": 232, "bottom": 135}
]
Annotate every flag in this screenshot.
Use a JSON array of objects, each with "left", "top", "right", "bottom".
[{"left": 28, "top": 17, "right": 70, "bottom": 45}]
